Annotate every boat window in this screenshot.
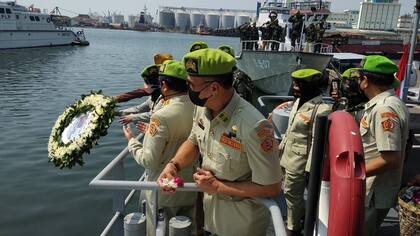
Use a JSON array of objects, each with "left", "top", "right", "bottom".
[
  {"left": 30, "top": 16, "right": 35, "bottom": 21},
  {"left": 35, "top": 16, "right": 40, "bottom": 21},
  {"left": 16, "top": 15, "right": 19, "bottom": 20},
  {"left": 0, "top": 8, "right": 5, "bottom": 14},
  {"left": 6, "top": 8, "right": 11, "bottom": 14}
]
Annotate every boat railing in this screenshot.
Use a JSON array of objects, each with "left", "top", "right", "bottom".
[
  {"left": 89, "top": 134, "right": 287, "bottom": 236},
  {"left": 241, "top": 40, "right": 332, "bottom": 54}
]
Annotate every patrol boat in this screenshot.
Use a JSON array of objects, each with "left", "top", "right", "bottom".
[
  {"left": 0, "top": 1, "right": 89, "bottom": 49},
  {"left": 236, "top": 0, "right": 333, "bottom": 101}
]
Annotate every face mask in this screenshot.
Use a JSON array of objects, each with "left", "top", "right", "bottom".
[
  {"left": 188, "top": 83, "right": 212, "bottom": 107},
  {"left": 342, "top": 79, "right": 368, "bottom": 107}
]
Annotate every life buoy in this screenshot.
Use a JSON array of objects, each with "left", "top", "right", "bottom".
[
  {"left": 317, "top": 111, "right": 366, "bottom": 235},
  {"left": 47, "top": 17, "right": 51, "bottom": 23}
]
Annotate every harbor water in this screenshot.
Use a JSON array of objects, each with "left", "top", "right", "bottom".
[{"left": 0, "top": 29, "right": 239, "bottom": 236}]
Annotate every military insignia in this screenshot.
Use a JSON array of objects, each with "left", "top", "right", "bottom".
[
  {"left": 218, "top": 112, "right": 229, "bottom": 123},
  {"left": 380, "top": 112, "right": 398, "bottom": 119},
  {"left": 185, "top": 58, "right": 198, "bottom": 74},
  {"left": 220, "top": 135, "right": 241, "bottom": 151},
  {"left": 257, "top": 127, "right": 274, "bottom": 139},
  {"left": 260, "top": 138, "right": 274, "bottom": 153},
  {"left": 197, "top": 118, "right": 205, "bottom": 130},
  {"left": 193, "top": 45, "right": 202, "bottom": 51},
  {"left": 298, "top": 114, "right": 310, "bottom": 124},
  {"left": 150, "top": 118, "right": 160, "bottom": 126},
  {"left": 159, "top": 64, "right": 166, "bottom": 73},
  {"left": 360, "top": 117, "right": 368, "bottom": 129},
  {"left": 381, "top": 119, "right": 394, "bottom": 132},
  {"left": 148, "top": 123, "right": 158, "bottom": 136},
  {"left": 148, "top": 67, "right": 159, "bottom": 76}
]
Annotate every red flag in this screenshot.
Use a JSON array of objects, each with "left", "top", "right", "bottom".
[{"left": 396, "top": 43, "right": 410, "bottom": 96}]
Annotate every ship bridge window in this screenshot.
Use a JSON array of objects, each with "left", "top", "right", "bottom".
[
  {"left": 29, "top": 16, "right": 35, "bottom": 21},
  {"left": 35, "top": 16, "right": 40, "bottom": 21},
  {"left": 0, "top": 8, "right": 5, "bottom": 14},
  {"left": 6, "top": 8, "right": 11, "bottom": 14}
]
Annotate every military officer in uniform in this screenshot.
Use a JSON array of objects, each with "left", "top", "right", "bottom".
[
  {"left": 288, "top": 11, "right": 304, "bottom": 48},
  {"left": 119, "top": 64, "right": 162, "bottom": 125},
  {"left": 190, "top": 41, "right": 208, "bottom": 52},
  {"left": 123, "top": 60, "right": 197, "bottom": 236},
  {"left": 157, "top": 49, "right": 283, "bottom": 236},
  {"left": 350, "top": 56, "right": 409, "bottom": 236},
  {"left": 279, "top": 69, "right": 332, "bottom": 236}
]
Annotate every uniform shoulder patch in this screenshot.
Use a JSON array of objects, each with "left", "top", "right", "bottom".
[
  {"left": 148, "top": 123, "right": 158, "bottom": 136},
  {"left": 150, "top": 118, "right": 161, "bottom": 126},
  {"left": 260, "top": 138, "right": 275, "bottom": 153},
  {"left": 380, "top": 112, "right": 398, "bottom": 119},
  {"left": 381, "top": 119, "right": 394, "bottom": 132}
]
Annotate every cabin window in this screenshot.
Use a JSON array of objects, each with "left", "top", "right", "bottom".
[
  {"left": 16, "top": 15, "right": 19, "bottom": 19},
  {"left": 30, "top": 16, "right": 35, "bottom": 21},
  {"left": 35, "top": 16, "right": 40, "bottom": 21},
  {"left": 0, "top": 8, "right": 5, "bottom": 14},
  {"left": 6, "top": 8, "right": 11, "bottom": 14}
]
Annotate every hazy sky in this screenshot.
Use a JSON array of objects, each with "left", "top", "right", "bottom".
[{"left": 17, "top": 0, "right": 416, "bottom": 17}]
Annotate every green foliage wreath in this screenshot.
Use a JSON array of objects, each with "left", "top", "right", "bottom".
[{"left": 48, "top": 92, "right": 116, "bottom": 169}]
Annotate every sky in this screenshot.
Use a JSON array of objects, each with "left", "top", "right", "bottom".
[{"left": 17, "top": 0, "right": 416, "bottom": 17}]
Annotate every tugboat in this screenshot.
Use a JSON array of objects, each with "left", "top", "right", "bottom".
[
  {"left": 236, "top": 1, "right": 333, "bottom": 101},
  {"left": 0, "top": 1, "right": 89, "bottom": 49}
]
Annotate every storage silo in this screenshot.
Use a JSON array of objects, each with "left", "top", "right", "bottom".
[
  {"left": 236, "top": 15, "right": 251, "bottom": 27},
  {"left": 175, "top": 12, "right": 191, "bottom": 31},
  {"left": 159, "top": 10, "right": 175, "bottom": 29},
  {"left": 221, "top": 14, "right": 235, "bottom": 29},
  {"left": 206, "top": 13, "right": 220, "bottom": 29},
  {"left": 191, "top": 12, "right": 205, "bottom": 27}
]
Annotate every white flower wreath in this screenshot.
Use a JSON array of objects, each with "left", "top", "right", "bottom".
[{"left": 48, "top": 92, "right": 117, "bottom": 169}]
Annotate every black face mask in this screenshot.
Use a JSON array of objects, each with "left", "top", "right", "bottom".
[
  {"left": 188, "top": 83, "right": 212, "bottom": 107},
  {"left": 342, "top": 79, "right": 368, "bottom": 107}
]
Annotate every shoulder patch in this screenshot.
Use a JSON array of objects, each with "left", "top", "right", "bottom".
[
  {"left": 380, "top": 112, "right": 398, "bottom": 119},
  {"left": 148, "top": 123, "right": 158, "bottom": 136},
  {"left": 381, "top": 119, "right": 394, "bottom": 132},
  {"left": 257, "top": 127, "right": 274, "bottom": 139},
  {"left": 150, "top": 118, "right": 160, "bottom": 126},
  {"left": 260, "top": 138, "right": 275, "bottom": 153}
]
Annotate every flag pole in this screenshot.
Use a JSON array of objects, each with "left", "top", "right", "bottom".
[{"left": 402, "top": 0, "right": 420, "bottom": 101}]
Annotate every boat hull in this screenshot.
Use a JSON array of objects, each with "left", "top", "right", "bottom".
[
  {"left": 237, "top": 50, "right": 333, "bottom": 95},
  {"left": 0, "top": 30, "right": 76, "bottom": 49}
]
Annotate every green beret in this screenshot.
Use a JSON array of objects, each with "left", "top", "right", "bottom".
[
  {"left": 341, "top": 68, "right": 361, "bottom": 80},
  {"left": 141, "top": 64, "right": 160, "bottom": 79},
  {"left": 218, "top": 45, "right": 235, "bottom": 57},
  {"left": 159, "top": 60, "right": 187, "bottom": 80},
  {"left": 189, "top": 42, "right": 208, "bottom": 52},
  {"left": 291, "top": 69, "right": 322, "bottom": 82},
  {"left": 361, "top": 55, "right": 398, "bottom": 75},
  {"left": 183, "top": 48, "right": 236, "bottom": 77}
]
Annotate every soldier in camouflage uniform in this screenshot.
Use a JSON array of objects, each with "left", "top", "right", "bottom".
[
  {"left": 288, "top": 11, "right": 304, "bottom": 49},
  {"left": 314, "top": 22, "right": 325, "bottom": 53}
]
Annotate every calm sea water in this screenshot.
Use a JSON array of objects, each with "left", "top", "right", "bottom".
[{"left": 0, "top": 29, "right": 239, "bottom": 236}]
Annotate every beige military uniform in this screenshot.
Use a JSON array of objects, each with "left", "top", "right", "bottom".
[
  {"left": 359, "top": 89, "right": 409, "bottom": 236},
  {"left": 188, "top": 92, "right": 283, "bottom": 236},
  {"left": 128, "top": 95, "right": 197, "bottom": 236},
  {"left": 279, "top": 95, "right": 331, "bottom": 231}
]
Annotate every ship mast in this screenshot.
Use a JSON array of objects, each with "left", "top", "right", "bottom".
[{"left": 401, "top": 0, "right": 420, "bottom": 101}]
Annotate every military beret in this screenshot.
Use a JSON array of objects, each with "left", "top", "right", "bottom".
[
  {"left": 218, "top": 45, "right": 235, "bottom": 57},
  {"left": 183, "top": 48, "right": 236, "bottom": 77},
  {"left": 154, "top": 53, "right": 173, "bottom": 65},
  {"left": 141, "top": 64, "right": 160, "bottom": 79},
  {"left": 189, "top": 42, "right": 208, "bottom": 52},
  {"left": 360, "top": 55, "right": 398, "bottom": 75},
  {"left": 159, "top": 60, "right": 187, "bottom": 81},
  {"left": 291, "top": 69, "right": 322, "bottom": 82},
  {"left": 341, "top": 68, "right": 361, "bottom": 80}
]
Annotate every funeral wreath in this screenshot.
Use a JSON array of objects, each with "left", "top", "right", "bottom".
[{"left": 48, "top": 92, "right": 117, "bottom": 169}]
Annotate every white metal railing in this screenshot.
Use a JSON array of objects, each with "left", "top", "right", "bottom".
[{"left": 89, "top": 134, "right": 287, "bottom": 236}]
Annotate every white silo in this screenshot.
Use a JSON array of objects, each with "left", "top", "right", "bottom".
[
  {"left": 191, "top": 12, "right": 205, "bottom": 27},
  {"left": 159, "top": 10, "right": 175, "bottom": 29},
  {"left": 175, "top": 12, "right": 191, "bottom": 31},
  {"left": 221, "top": 14, "right": 235, "bottom": 29},
  {"left": 236, "top": 15, "right": 251, "bottom": 27},
  {"left": 206, "top": 13, "right": 220, "bottom": 29}
]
